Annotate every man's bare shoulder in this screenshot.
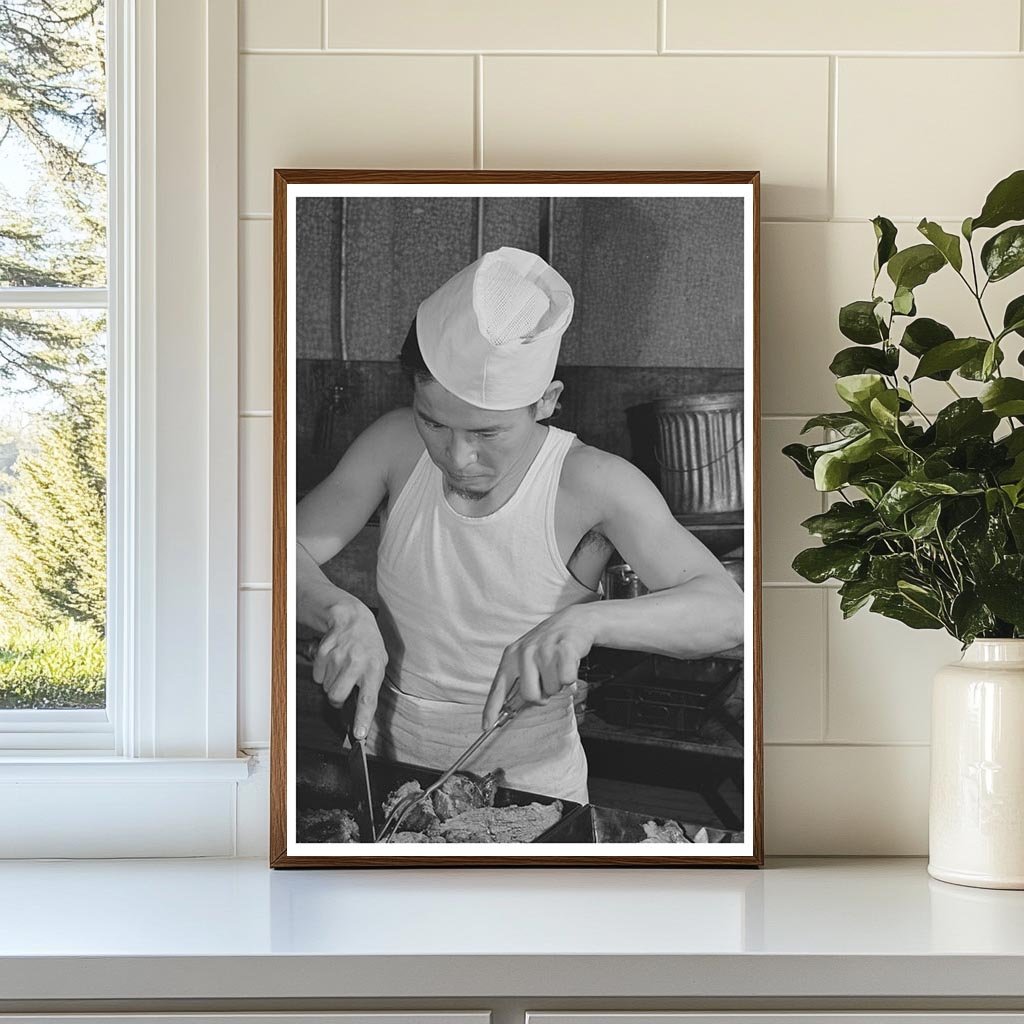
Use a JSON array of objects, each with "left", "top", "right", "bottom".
[
  {"left": 562, "top": 441, "right": 653, "bottom": 498},
  {"left": 363, "top": 407, "right": 420, "bottom": 449},
  {"left": 358, "top": 407, "right": 424, "bottom": 483}
]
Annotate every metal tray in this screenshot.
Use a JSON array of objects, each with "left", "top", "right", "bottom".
[{"left": 296, "top": 747, "right": 581, "bottom": 843}]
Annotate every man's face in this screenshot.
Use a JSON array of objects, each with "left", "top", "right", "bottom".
[{"left": 412, "top": 379, "right": 543, "bottom": 500}]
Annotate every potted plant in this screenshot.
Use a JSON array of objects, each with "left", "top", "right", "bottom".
[{"left": 785, "top": 169, "right": 1024, "bottom": 889}]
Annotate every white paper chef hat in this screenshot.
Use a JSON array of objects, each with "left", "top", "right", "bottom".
[{"left": 415, "top": 246, "right": 574, "bottom": 410}]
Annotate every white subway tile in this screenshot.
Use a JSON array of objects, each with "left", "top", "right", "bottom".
[
  {"left": 240, "top": 417, "right": 273, "bottom": 586},
  {"left": 760, "top": 417, "right": 824, "bottom": 584},
  {"left": 241, "top": 0, "right": 321, "bottom": 50},
  {"left": 765, "top": 744, "right": 929, "bottom": 854},
  {"left": 836, "top": 58, "right": 1024, "bottom": 221},
  {"left": 239, "top": 589, "right": 272, "bottom": 747},
  {"left": 826, "top": 598, "right": 962, "bottom": 744},
  {"left": 240, "top": 220, "right": 272, "bottom": 411},
  {"left": 762, "top": 221, "right": 1019, "bottom": 416},
  {"left": 483, "top": 56, "right": 830, "bottom": 220},
  {"left": 240, "top": 55, "right": 474, "bottom": 214},
  {"left": 762, "top": 588, "right": 825, "bottom": 742},
  {"left": 666, "top": 0, "right": 1020, "bottom": 53},
  {"left": 328, "top": 0, "right": 657, "bottom": 51}
]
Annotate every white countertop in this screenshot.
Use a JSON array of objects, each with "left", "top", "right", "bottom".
[{"left": 1, "top": 857, "right": 1023, "bottom": 1001}]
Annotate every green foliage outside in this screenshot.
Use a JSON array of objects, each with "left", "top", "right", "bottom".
[
  {"left": 785, "top": 170, "right": 1024, "bottom": 645},
  {"left": 0, "top": 619, "right": 104, "bottom": 708},
  {"left": 0, "top": 1, "right": 107, "bottom": 708}
]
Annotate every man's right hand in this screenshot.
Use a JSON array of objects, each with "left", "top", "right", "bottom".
[{"left": 311, "top": 604, "right": 388, "bottom": 741}]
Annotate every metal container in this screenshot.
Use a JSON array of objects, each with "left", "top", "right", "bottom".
[
  {"left": 652, "top": 393, "right": 744, "bottom": 516},
  {"left": 602, "top": 563, "right": 648, "bottom": 600}
]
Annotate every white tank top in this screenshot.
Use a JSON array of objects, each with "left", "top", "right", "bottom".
[{"left": 376, "top": 424, "right": 599, "bottom": 705}]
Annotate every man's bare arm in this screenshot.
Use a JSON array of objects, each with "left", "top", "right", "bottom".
[
  {"left": 295, "top": 409, "right": 406, "bottom": 630},
  {"left": 482, "top": 448, "right": 745, "bottom": 727},
  {"left": 295, "top": 410, "right": 412, "bottom": 736},
  {"left": 574, "top": 449, "right": 744, "bottom": 658}
]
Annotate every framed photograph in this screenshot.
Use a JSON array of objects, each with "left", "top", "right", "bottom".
[{"left": 270, "top": 171, "right": 762, "bottom": 867}]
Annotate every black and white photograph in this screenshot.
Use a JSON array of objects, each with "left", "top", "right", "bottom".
[{"left": 272, "top": 172, "right": 762, "bottom": 866}]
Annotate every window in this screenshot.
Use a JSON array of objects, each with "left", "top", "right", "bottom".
[
  {"left": 0, "top": 0, "right": 110, "bottom": 747},
  {"left": 0, "top": 0, "right": 246, "bottom": 857}
]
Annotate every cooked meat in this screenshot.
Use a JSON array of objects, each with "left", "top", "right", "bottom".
[
  {"left": 297, "top": 807, "right": 360, "bottom": 843},
  {"left": 438, "top": 801, "right": 563, "bottom": 843},
  {"left": 381, "top": 770, "right": 558, "bottom": 843},
  {"left": 382, "top": 780, "right": 440, "bottom": 833},
  {"left": 641, "top": 819, "right": 692, "bottom": 843},
  {"left": 431, "top": 769, "right": 505, "bottom": 821}
]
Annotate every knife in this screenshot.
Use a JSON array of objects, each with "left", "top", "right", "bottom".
[{"left": 347, "top": 735, "right": 377, "bottom": 843}]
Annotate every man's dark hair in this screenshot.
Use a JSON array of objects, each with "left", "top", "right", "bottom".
[{"left": 398, "top": 318, "right": 434, "bottom": 385}]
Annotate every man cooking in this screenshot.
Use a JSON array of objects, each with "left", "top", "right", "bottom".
[{"left": 296, "top": 246, "right": 744, "bottom": 804}]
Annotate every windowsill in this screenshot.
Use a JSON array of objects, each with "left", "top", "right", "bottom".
[
  {"left": 0, "top": 754, "right": 252, "bottom": 782},
  {"left": 0, "top": 857, "right": 1022, "bottom": 1004}
]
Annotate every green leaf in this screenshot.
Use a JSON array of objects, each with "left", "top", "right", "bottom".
[
  {"left": 839, "top": 300, "right": 887, "bottom": 345},
  {"left": 892, "top": 286, "right": 916, "bottom": 316},
  {"left": 1008, "top": 508, "right": 1024, "bottom": 549},
  {"left": 838, "top": 579, "right": 878, "bottom": 618},
  {"left": 976, "top": 578, "right": 1024, "bottom": 629},
  {"left": 868, "top": 552, "right": 915, "bottom": 587},
  {"left": 982, "top": 341, "right": 1000, "bottom": 380},
  {"left": 962, "top": 216, "right": 974, "bottom": 241},
  {"left": 792, "top": 543, "right": 866, "bottom": 584},
  {"left": 814, "top": 450, "right": 851, "bottom": 491},
  {"left": 917, "top": 219, "right": 963, "bottom": 272},
  {"left": 900, "top": 317, "right": 955, "bottom": 362},
  {"left": 868, "top": 389, "right": 902, "bottom": 430},
  {"left": 1003, "top": 295, "right": 1024, "bottom": 340},
  {"left": 877, "top": 479, "right": 958, "bottom": 524},
  {"left": 782, "top": 442, "right": 815, "bottom": 479},
  {"left": 911, "top": 337, "right": 987, "bottom": 381},
  {"left": 835, "top": 373, "right": 886, "bottom": 413},
  {"left": 800, "top": 412, "right": 866, "bottom": 435},
  {"left": 829, "top": 345, "right": 899, "bottom": 378},
  {"left": 971, "top": 169, "right": 1024, "bottom": 232},
  {"left": 981, "top": 225, "right": 1024, "bottom": 283},
  {"left": 872, "top": 216, "right": 898, "bottom": 277},
  {"left": 950, "top": 592, "right": 996, "bottom": 644},
  {"left": 810, "top": 433, "right": 867, "bottom": 455},
  {"left": 871, "top": 594, "right": 943, "bottom": 630},
  {"left": 855, "top": 481, "right": 885, "bottom": 504},
  {"left": 887, "top": 244, "right": 946, "bottom": 291},
  {"left": 845, "top": 432, "right": 888, "bottom": 464},
  {"left": 980, "top": 378, "right": 1024, "bottom": 418},
  {"left": 908, "top": 500, "right": 943, "bottom": 539},
  {"left": 959, "top": 344, "right": 1004, "bottom": 381},
  {"left": 800, "top": 501, "right": 879, "bottom": 543},
  {"left": 934, "top": 399, "right": 999, "bottom": 445}
]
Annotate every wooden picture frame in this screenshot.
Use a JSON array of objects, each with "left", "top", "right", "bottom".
[{"left": 271, "top": 170, "right": 763, "bottom": 867}]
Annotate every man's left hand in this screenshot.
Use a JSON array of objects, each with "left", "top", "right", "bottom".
[{"left": 482, "top": 605, "right": 596, "bottom": 729}]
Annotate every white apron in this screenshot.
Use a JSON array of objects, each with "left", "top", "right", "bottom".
[{"left": 368, "top": 425, "right": 598, "bottom": 803}]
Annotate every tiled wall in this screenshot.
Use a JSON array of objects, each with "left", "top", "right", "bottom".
[{"left": 236, "top": 0, "right": 1024, "bottom": 854}]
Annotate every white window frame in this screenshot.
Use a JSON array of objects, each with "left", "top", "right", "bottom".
[{"left": 0, "top": 0, "right": 249, "bottom": 857}]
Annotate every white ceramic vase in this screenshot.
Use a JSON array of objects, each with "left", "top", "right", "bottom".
[{"left": 929, "top": 639, "right": 1024, "bottom": 889}]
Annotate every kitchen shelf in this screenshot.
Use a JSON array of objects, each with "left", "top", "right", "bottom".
[{"left": 1, "top": 857, "right": 1023, "bottom": 1007}]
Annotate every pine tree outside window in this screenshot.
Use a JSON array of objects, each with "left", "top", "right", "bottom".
[{"left": 0, "top": 1, "right": 109, "bottom": 737}]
